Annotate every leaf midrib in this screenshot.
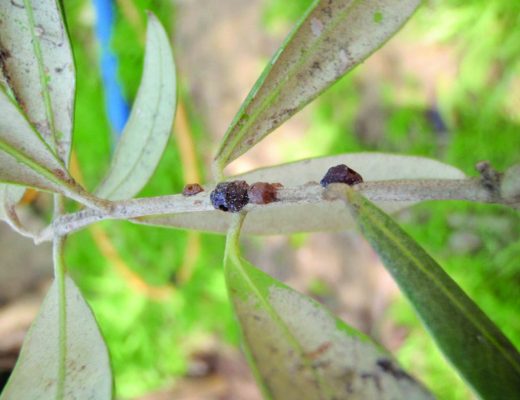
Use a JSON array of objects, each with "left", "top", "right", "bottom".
[
  {"left": 0, "top": 138, "right": 63, "bottom": 189},
  {"left": 23, "top": 0, "right": 59, "bottom": 157}
]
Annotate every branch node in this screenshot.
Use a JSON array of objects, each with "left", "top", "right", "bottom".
[{"left": 475, "top": 161, "right": 502, "bottom": 198}]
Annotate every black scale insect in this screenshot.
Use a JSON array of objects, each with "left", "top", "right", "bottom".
[
  {"left": 210, "top": 180, "right": 250, "bottom": 212},
  {"left": 320, "top": 164, "right": 363, "bottom": 187}
]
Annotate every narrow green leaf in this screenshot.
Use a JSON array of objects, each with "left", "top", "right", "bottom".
[
  {"left": 0, "top": 0, "right": 75, "bottom": 164},
  {"left": 224, "top": 214, "right": 433, "bottom": 399},
  {"left": 136, "top": 153, "right": 465, "bottom": 235},
  {"left": 95, "top": 12, "right": 176, "bottom": 201},
  {"left": 214, "top": 0, "right": 421, "bottom": 169},
  {"left": 0, "top": 276, "right": 112, "bottom": 400},
  {"left": 342, "top": 186, "right": 520, "bottom": 399}
]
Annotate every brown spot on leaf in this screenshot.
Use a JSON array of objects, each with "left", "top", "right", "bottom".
[
  {"left": 182, "top": 183, "right": 204, "bottom": 196},
  {"left": 304, "top": 341, "right": 332, "bottom": 360},
  {"left": 52, "top": 168, "right": 73, "bottom": 184},
  {"left": 0, "top": 48, "right": 11, "bottom": 60}
]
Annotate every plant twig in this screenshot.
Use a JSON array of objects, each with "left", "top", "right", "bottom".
[{"left": 34, "top": 177, "right": 518, "bottom": 243}]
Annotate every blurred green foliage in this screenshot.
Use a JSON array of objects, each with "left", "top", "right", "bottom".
[{"left": 60, "top": 0, "right": 519, "bottom": 398}]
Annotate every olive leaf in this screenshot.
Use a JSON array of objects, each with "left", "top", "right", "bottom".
[
  {"left": 224, "top": 214, "right": 434, "bottom": 400},
  {"left": 341, "top": 186, "right": 520, "bottom": 399},
  {"left": 95, "top": 12, "right": 176, "bottom": 201},
  {"left": 135, "top": 153, "right": 465, "bottom": 234},
  {"left": 214, "top": 0, "right": 421, "bottom": 169},
  {"left": 0, "top": 276, "right": 112, "bottom": 400},
  {"left": 0, "top": 0, "right": 75, "bottom": 164},
  {"left": 0, "top": 87, "right": 77, "bottom": 194},
  {"left": 0, "top": 88, "right": 99, "bottom": 210}
]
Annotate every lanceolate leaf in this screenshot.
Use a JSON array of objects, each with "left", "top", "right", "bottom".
[
  {"left": 0, "top": 0, "right": 75, "bottom": 164},
  {"left": 0, "top": 276, "right": 112, "bottom": 400},
  {"left": 136, "top": 153, "right": 465, "bottom": 234},
  {"left": 224, "top": 214, "right": 433, "bottom": 400},
  {"left": 0, "top": 88, "right": 91, "bottom": 204},
  {"left": 0, "top": 89, "right": 68, "bottom": 190},
  {"left": 214, "top": 0, "right": 421, "bottom": 169},
  {"left": 342, "top": 187, "right": 520, "bottom": 399},
  {"left": 95, "top": 13, "right": 176, "bottom": 201}
]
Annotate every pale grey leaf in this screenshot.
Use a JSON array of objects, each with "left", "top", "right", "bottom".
[
  {"left": 95, "top": 13, "right": 176, "bottom": 200},
  {"left": 225, "top": 220, "right": 434, "bottom": 399},
  {"left": 0, "top": 0, "right": 75, "bottom": 164},
  {"left": 233, "top": 152, "right": 465, "bottom": 185},
  {"left": 0, "top": 276, "right": 112, "bottom": 400},
  {"left": 0, "top": 88, "right": 73, "bottom": 193}
]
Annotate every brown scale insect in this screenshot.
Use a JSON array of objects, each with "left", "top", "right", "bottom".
[
  {"left": 182, "top": 183, "right": 204, "bottom": 196},
  {"left": 320, "top": 164, "right": 363, "bottom": 187},
  {"left": 248, "top": 182, "right": 283, "bottom": 205}
]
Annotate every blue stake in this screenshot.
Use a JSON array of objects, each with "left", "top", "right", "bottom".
[{"left": 92, "top": 0, "right": 130, "bottom": 140}]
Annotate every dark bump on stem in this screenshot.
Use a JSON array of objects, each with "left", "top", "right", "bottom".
[
  {"left": 475, "top": 160, "right": 502, "bottom": 195},
  {"left": 182, "top": 183, "right": 204, "bottom": 196},
  {"left": 320, "top": 164, "right": 363, "bottom": 187},
  {"left": 210, "top": 181, "right": 249, "bottom": 212}
]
